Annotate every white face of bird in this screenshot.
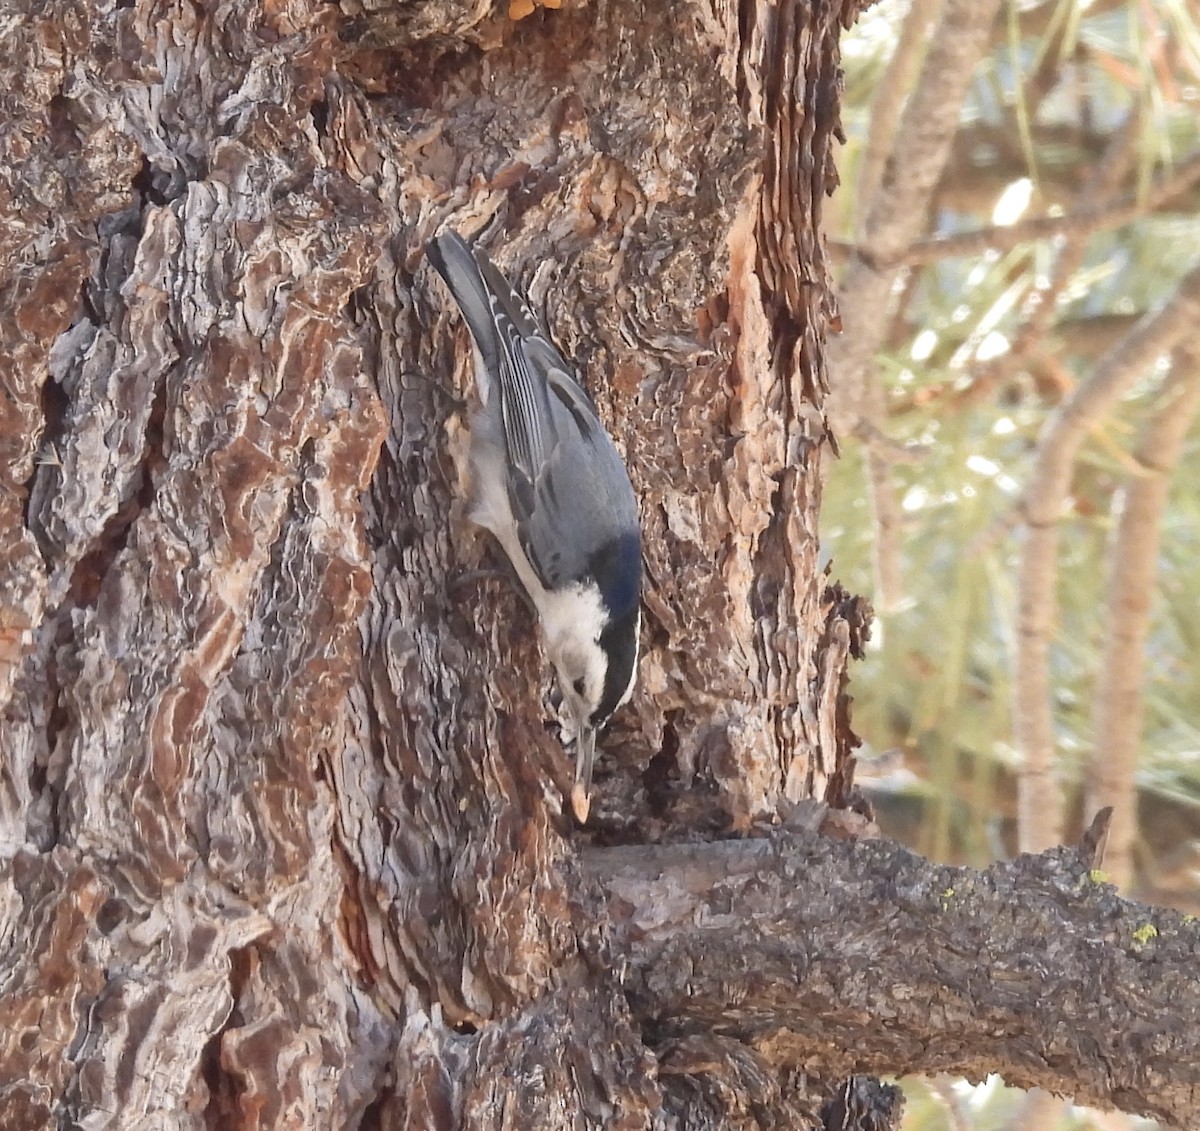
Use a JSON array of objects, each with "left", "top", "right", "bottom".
[
  {"left": 538, "top": 581, "right": 612, "bottom": 731},
  {"left": 551, "top": 639, "right": 609, "bottom": 738}
]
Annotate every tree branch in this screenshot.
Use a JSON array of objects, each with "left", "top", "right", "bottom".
[
  {"left": 1087, "top": 339, "right": 1200, "bottom": 887},
  {"left": 873, "top": 147, "right": 1200, "bottom": 268},
  {"left": 1014, "top": 261, "right": 1200, "bottom": 851},
  {"left": 583, "top": 811, "right": 1200, "bottom": 1129},
  {"left": 827, "top": 0, "right": 1005, "bottom": 615},
  {"left": 828, "top": 0, "right": 1006, "bottom": 438},
  {"left": 852, "top": 0, "right": 947, "bottom": 236},
  {"left": 913, "top": 112, "right": 1141, "bottom": 496}
]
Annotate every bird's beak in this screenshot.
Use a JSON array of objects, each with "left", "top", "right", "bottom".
[{"left": 570, "top": 724, "right": 597, "bottom": 824}]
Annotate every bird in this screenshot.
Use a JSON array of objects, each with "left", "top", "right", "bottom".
[{"left": 426, "top": 229, "right": 642, "bottom": 823}]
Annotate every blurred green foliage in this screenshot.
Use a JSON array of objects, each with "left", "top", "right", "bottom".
[{"left": 825, "top": 0, "right": 1200, "bottom": 879}]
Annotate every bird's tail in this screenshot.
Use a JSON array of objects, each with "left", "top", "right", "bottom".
[{"left": 426, "top": 230, "right": 505, "bottom": 387}]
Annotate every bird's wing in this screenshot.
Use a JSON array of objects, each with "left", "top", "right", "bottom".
[
  {"left": 508, "top": 340, "right": 638, "bottom": 593},
  {"left": 428, "top": 230, "right": 636, "bottom": 593},
  {"left": 487, "top": 297, "right": 637, "bottom": 595}
]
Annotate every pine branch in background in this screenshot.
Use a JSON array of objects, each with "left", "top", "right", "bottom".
[
  {"left": 827, "top": 4, "right": 1200, "bottom": 1122},
  {"left": 950, "top": 107, "right": 1144, "bottom": 412},
  {"left": 1015, "top": 263, "right": 1200, "bottom": 851},
  {"left": 865, "top": 440, "right": 905, "bottom": 613},
  {"left": 1087, "top": 341, "right": 1200, "bottom": 887},
  {"left": 829, "top": 0, "right": 1006, "bottom": 613},
  {"left": 830, "top": 0, "right": 1006, "bottom": 420},
  {"left": 853, "top": 0, "right": 947, "bottom": 236},
  {"left": 889, "top": 146, "right": 1200, "bottom": 268}
]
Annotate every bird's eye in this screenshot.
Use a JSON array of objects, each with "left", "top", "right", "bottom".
[{"left": 572, "top": 678, "right": 586, "bottom": 697}]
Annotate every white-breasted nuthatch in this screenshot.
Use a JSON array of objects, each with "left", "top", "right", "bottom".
[{"left": 426, "top": 230, "right": 642, "bottom": 823}]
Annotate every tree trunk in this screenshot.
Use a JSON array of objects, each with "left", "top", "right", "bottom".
[
  {"left": 4, "top": 3, "right": 1195, "bottom": 1130},
  {"left": 1, "top": 0, "right": 861, "bottom": 1125}
]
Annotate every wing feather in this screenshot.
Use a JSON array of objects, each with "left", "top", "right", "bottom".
[{"left": 428, "top": 230, "right": 639, "bottom": 604}]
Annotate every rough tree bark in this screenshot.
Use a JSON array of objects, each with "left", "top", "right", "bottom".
[{"left": 2, "top": 2, "right": 1196, "bottom": 1131}]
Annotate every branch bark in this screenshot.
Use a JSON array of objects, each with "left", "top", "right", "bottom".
[{"left": 583, "top": 811, "right": 1200, "bottom": 1129}]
